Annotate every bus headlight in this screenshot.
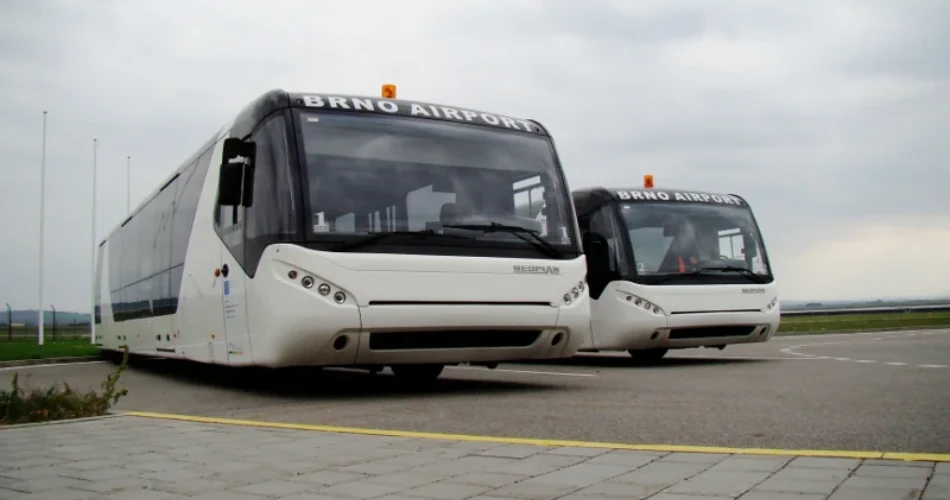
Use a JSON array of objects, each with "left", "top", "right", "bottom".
[
  {"left": 563, "top": 281, "right": 586, "bottom": 305},
  {"left": 621, "top": 292, "right": 665, "bottom": 316},
  {"left": 278, "top": 263, "right": 353, "bottom": 306}
]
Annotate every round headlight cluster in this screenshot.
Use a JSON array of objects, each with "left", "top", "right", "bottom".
[
  {"left": 288, "top": 270, "right": 347, "bottom": 304},
  {"left": 625, "top": 294, "right": 663, "bottom": 315},
  {"left": 563, "top": 281, "right": 586, "bottom": 305}
]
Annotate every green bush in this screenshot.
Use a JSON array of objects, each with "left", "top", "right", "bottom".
[{"left": 0, "top": 347, "right": 129, "bottom": 425}]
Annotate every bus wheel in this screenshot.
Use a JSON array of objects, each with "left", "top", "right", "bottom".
[
  {"left": 627, "top": 348, "right": 668, "bottom": 363},
  {"left": 101, "top": 349, "right": 123, "bottom": 365},
  {"left": 390, "top": 364, "right": 444, "bottom": 382}
]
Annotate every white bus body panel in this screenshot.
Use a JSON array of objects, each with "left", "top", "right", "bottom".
[
  {"left": 240, "top": 247, "right": 588, "bottom": 367},
  {"left": 584, "top": 280, "right": 780, "bottom": 351},
  {"left": 97, "top": 134, "right": 589, "bottom": 367}
]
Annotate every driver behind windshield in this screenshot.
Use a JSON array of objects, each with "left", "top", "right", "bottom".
[{"left": 659, "top": 217, "right": 699, "bottom": 273}]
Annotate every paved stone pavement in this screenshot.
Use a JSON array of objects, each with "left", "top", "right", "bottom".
[{"left": 0, "top": 415, "right": 946, "bottom": 500}]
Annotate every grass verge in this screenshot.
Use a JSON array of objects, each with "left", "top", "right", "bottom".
[
  {"left": 0, "top": 347, "right": 128, "bottom": 426},
  {"left": 777, "top": 311, "right": 950, "bottom": 335},
  {"left": 0, "top": 339, "right": 101, "bottom": 362}
]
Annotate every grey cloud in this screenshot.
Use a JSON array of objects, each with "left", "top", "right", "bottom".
[
  {"left": 1, "top": 0, "right": 948, "bottom": 311},
  {"left": 836, "top": 0, "right": 950, "bottom": 79}
]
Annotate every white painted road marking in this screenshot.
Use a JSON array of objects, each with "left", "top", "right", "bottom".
[
  {"left": 672, "top": 355, "right": 822, "bottom": 361},
  {"left": 0, "top": 360, "right": 106, "bottom": 372},
  {"left": 780, "top": 332, "right": 947, "bottom": 369}
]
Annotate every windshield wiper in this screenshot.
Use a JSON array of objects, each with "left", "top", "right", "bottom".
[
  {"left": 441, "top": 222, "right": 564, "bottom": 259},
  {"left": 332, "top": 230, "right": 476, "bottom": 252},
  {"left": 695, "top": 265, "right": 769, "bottom": 283},
  {"left": 649, "top": 265, "right": 768, "bottom": 284}
]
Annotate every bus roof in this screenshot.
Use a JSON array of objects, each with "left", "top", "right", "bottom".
[
  {"left": 229, "top": 89, "right": 549, "bottom": 138},
  {"left": 571, "top": 186, "right": 749, "bottom": 217}
]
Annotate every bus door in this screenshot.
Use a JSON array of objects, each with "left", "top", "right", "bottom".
[{"left": 216, "top": 203, "right": 250, "bottom": 364}]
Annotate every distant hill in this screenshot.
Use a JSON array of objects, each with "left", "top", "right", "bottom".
[
  {"left": 1, "top": 309, "right": 90, "bottom": 327},
  {"left": 781, "top": 296, "right": 950, "bottom": 310}
]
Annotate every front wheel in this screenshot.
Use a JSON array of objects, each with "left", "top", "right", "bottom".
[
  {"left": 390, "top": 364, "right": 445, "bottom": 382},
  {"left": 627, "top": 348, "right": 668, "bottom": 363}
]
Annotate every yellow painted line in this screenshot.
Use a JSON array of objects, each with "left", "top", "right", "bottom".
[{"left": 121, "top": 411, "right": 950, "bottom": 462}]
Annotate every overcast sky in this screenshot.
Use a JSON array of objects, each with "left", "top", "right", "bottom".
[{"left": 1, "top": 0, "right": 948, "bottom": 312}]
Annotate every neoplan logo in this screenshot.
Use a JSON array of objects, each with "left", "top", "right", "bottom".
[
  {"left": 513, "top": 265, "right": 560, "bottom": 275},
  {"left": 742, "top": 288, "right": 766, "bottom": 294}
]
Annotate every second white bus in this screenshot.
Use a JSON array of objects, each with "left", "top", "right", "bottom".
[{"left": 571, "top": 181, "right": 779, "bottom": 361}]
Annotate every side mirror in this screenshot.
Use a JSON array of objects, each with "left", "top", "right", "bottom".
[
  {"left": 218, "top": 138, "right": 256, "bottom": 207},
  {"left": 582, "top": 232, "right": 612, "bottom": 299}
]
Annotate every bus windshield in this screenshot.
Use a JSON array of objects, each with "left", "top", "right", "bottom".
[
  {"left": 618, "top": 201, "right": 772, "bottom": 283},
  {"left": 295, "top": 110, "right": 578, "bottom": 258}
]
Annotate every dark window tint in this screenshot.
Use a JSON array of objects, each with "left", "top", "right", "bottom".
[
  {"left": 244, "top": 112, "right": 298, "bottom": 275},
  {"left": 99, "top": 135, "right": 217, "bottom": 323},
  {"left": 171, "top": 148, "right": 214, "bottom": 268},
  {"left": 589, "top": 206, "right": 628, "bottom": 274},
  {"left": 619, "top": 201, "right": 772, "bottom": 285},
  {"left": 296, "top": 111, "right": 579, "bottom": 259}
]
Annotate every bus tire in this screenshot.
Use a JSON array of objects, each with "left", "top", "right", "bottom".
[
  {"left": 391, "top": 364, "right": 444, "bottom": 382},
  {"left": 627, "top": 348, "right": 668, "bottom": 363}
]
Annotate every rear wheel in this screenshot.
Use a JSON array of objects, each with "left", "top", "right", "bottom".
[
  {"left": 101, "top": 349, "right": 124, "bottom": 365},
  {"left": 627, "top": 348, "right": 668, "bottom": 363},
  {"left": 390, "top": 364, "right": 445, "bottom": 382}
]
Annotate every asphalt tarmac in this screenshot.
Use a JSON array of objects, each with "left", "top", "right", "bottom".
[{"left": 3, "top": 328, "right": 948, "bottom": 454}]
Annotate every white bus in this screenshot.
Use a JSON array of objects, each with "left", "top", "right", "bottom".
[
  {"left": 93, "top": 87, "right": 589, "bottom": 381},
  {"left": 571, "top": 179, "right": 779, "bottom": 362}
]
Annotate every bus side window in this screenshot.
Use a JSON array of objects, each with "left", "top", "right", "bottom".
[{"left": 243, "top": 112, "right": 297, "bottom": 275}]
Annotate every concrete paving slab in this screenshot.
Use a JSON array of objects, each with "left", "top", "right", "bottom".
[{"left": 0, "top": 415, "right": 944, "bottom": 500}]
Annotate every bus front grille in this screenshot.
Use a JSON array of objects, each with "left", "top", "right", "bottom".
[{"left": 368, "top": 330, "right": 542, "bottom": 350}]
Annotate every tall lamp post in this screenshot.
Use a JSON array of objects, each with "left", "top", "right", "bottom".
[
  {"left": 91, "top": 138, "right": 97, "bottom": 344},
  {"left": 37, "top": 110, "right": 47, "bottom": 346},
  {"left": 50, "top": 304, "right": 56, "bottom": 341},
  {"left": 5, "top": 303, "right": 11, "bottom": 341}
]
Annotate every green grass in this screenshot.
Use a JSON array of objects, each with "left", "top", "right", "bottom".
[
  {"left": 0, "top": 339, "right": 101, "bottom": 362},
  {"left": 777, "top": 310, "right": 950, "bottom": 335},
  {"left": 1, "top": 348, "right": 128, "bottom": 425}
]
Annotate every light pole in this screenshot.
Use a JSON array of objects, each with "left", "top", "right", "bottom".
[
  {"left": 126, "top": 155, "right": 131, "bottom": 215},
  {"left": 37, "top": 110, "right": 47, "bottom": 346},
  {"left": 5, "top": 303, "right": 11, "bottom": 341},
  {"left": 50, "top": 304, "right": 56, "bottom": 341},
  {"left": 91, "top": 138, "right": 97, "bottom": 344}
]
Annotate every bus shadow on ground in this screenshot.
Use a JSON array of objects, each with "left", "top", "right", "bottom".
[
  {"left": 512, "top": 352, "right": 776, "bottom": 369},
  {"left": 121, "top": 355, "right": 566, "bottom": 400}
]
